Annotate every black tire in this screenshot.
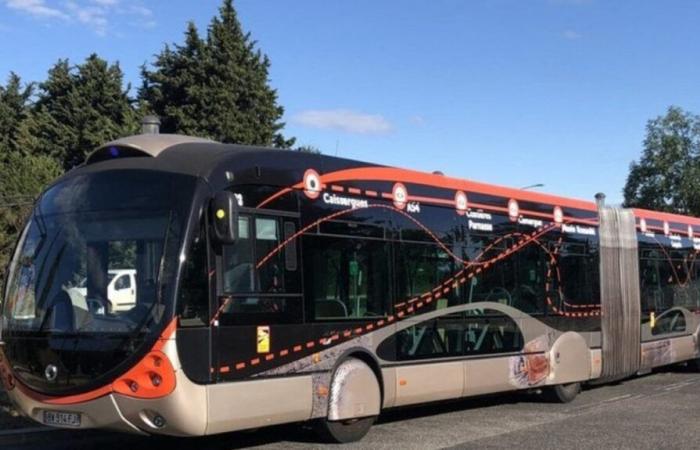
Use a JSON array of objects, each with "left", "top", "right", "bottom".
[
  {"left": 687, "top": 358, "right": 700, "bottom": 371},
  {"left": 314, "top": 416, "right": 376, "bottom": 444},
  {"left": 543, "top": 382, "right": 581, "bottom": 403}
]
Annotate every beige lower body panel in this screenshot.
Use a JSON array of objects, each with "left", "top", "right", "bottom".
[
  {"left": 205, "top": 375, "right": 313, "bottom": 435},
  {"left": 381, "top": 367, "right": 397, "bottom": 408},
  {"left": 393, "top": 361, "right": 463, "bottom": 407},
  {"left": 465, "top": 357, "right": 514, "bottom": 396},
  {"left": 590, "top": 349, "right": 603, "bottom": 379},
  {"left": 641, "top": 335, "right": 696, "bottom": 370}
]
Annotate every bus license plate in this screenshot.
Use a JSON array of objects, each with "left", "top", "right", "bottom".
[{"left": 43, "top": 410, "right": 81, "bottom": 427}]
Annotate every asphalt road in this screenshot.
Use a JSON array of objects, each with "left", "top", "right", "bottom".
[{"left": 3, "top": 366, "right": 700, "bottom": 450}]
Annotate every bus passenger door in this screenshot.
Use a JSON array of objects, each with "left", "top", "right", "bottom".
[{"left": 212, "top": 210, "right": 303, "bottom": 380}]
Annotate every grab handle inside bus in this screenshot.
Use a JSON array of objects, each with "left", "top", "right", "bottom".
[{"left": 211, "top": 191, "right": 240, "bottom": 243}]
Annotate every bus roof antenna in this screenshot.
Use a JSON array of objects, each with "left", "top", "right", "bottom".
[{"left": 141, "top": 115, "right": 161, "bottom": 135}]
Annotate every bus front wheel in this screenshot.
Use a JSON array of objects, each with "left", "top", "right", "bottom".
[
  {"left": 543, "top": 382, "right": 581, "bottom": 403},
  {"left": 315, "top": 357, "right": 381, "bottom": 443}
]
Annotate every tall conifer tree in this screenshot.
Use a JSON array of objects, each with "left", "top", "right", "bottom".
[
  {"left": 140, "top": 0, "right": 294, "bottom": 148},
  {"left": 0, "top": 73, "right": 33, "bottom": 158},
  {"left": 17, "top": 55, "right": 138, "bottom": 169}
]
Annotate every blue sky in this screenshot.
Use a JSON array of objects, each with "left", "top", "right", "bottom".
[{"left": 1, "top": 0, "right": 699, "bottom": 204}]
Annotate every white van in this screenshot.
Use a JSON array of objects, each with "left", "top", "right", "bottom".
[{"left": 71, "top": 269, "right": 137, "bottom": 313}]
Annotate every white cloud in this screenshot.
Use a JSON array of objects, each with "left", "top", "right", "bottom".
[
  {"left": 124, "top": 3, "right": 154, "bottom": 29},
  {"left": 65, "top": 1, "right": 108, "bottom": 35},
  {"left": 127, "top": 4, "right": 150, "bottom": 17},
  {"left": 3, "top": 0, "right": 155, "bottom": 35},
  {"left": 562, "top": 29, "right": 582, "bottom": 40},
  {"left": 293, "top": 109, "right": 393, "bottom": 135},
  {"left": 5, "top": 0, "right": 68, "bottom": 19}
]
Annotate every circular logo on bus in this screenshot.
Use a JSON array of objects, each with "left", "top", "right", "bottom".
[
  {"left": 663, "top": 221, "right": 670, "bottom": 236},
  {"left": 393, "top": 183, "right": 408, "bottom": 210},
  {"left": 303, "top": 169, "right": 322, "bottom": 199},
  {"left": 508, "top": 199, "right": 519, "bottom": 222},
  {"left": 553, "top": 206, "right": 563, "bottom": 225},
  {"left": 689, "top": 225, "right": 694, "bottom": 239},
  {"left": 640, "top": 218, "right": 647, "bottom": 233},
  {"left": 455, "top": 191, "right": 468, "bottom": 215}
]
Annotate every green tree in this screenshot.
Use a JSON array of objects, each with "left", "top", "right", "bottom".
[
  {"left": 0, "top": 73, "right": 33, "bottom": 157},
  {"left": 623, "top": 106, "right": 700, "bottom": 215},
  {"left": 16, "top": 55, "right": 138, "bottom": 170},
  {"left": 140, "top": 0, "right": 294, "bottom": 148},
  {"left": 0, "top": 153, "right": 62, "bottom": 286}
]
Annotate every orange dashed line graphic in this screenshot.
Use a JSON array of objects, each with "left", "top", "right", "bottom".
[{"left": 217, "top": 208, "right": 604, "bottom": 372}]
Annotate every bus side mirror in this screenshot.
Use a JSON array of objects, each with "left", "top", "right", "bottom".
[{"left": 211, "top": 192, "right": 240, "bottom": 244}]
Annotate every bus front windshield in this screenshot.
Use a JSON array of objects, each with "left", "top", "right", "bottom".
[
  {"left": 5, "top": 211, "right": 172, "bottom": 333},
  {"left": 1, "top": 169, "right": 196, "bottom": 393}
]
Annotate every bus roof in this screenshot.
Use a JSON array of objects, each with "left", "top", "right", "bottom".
[{"left": 81, "top": 133, "right": 700, "bottom": 229}]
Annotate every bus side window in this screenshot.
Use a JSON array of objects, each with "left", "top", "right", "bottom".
[
  {"left": 303, "top": 234, "right": 390, "bottom": 320},
  {"left": 221, "top": 216, "right": 296, "bottom": 294},
  {"left": 464, "top": 309, "right": 523, "bottom": 355},
  {"left": 222, "top": 216, "right": 254, "bottom": 293},
  {"left": 217, "top": 214, "right": 302, "bottom": 325},
  {"left": 377, "top": 309, "right": 524, "bottom": 362},
  {"left": 255, "top": 217, "right": 284, "bottom": 292},
  {"left": 651, "top": 309, "right": 686, "bottom": 335}
]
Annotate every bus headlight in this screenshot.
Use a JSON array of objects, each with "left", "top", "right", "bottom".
[{"left": 113, "top": 351, "right": 176, "bottom": 399}]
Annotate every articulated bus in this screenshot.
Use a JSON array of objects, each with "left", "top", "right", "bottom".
[{"left": 2, "top": 133, "right": 700, "bottom": 443}]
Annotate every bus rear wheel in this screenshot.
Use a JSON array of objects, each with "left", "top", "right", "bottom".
[
  {"left": 543, "top": 382, "right": 581, "bottom": 403},
  {"left": 687, "top": 358, "right": 700, "bottom": 371},
  {"left": 315, "top": 416, "right": 376, "bottom": 443}
]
